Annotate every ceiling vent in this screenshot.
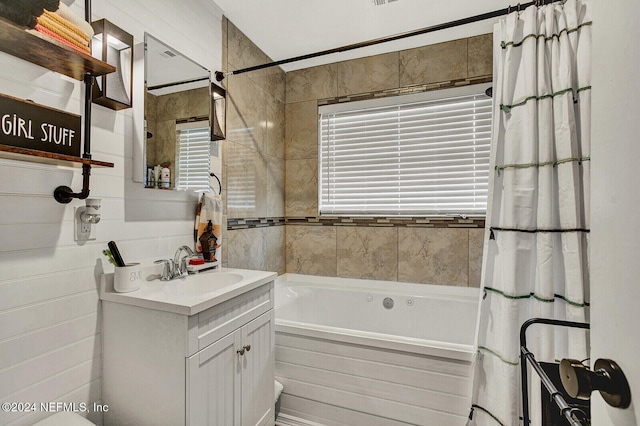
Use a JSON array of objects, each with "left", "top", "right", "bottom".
[
  {"left": 373, "top": 0, "right": 398, "bottom": 5},
  {"left": 161, "top": 50, "right": 177, "bottom": 58}
]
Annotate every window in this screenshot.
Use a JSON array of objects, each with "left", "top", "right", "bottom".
[
  {"left": 318, "top": 84, "right": 492, "bottom": 217},
  {"left": 175, "top": 121, "right": 210, "bottom": 191}
]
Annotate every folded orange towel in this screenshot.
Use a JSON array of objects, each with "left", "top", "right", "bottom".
[
  {"left": 36, "top": 14, "right": 90, "bottom": 52},
  {"left": 43, "top": 9, "right": 89, "bottom": 42},
  {"left": 33, "top": 24, "right": 90, "bottom": 54}
]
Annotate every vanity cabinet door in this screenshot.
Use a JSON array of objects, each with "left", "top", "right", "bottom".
[
  {"left": 241, "top": 310, "right": 275, "bottom": 426},
  {"left": 187, "top": 309, "right": 274, "bottom": 426},
  {"left": 188, "top": 330, "right": 242, "bottom": 426}
]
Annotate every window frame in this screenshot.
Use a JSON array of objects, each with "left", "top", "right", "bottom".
[{"left": 317, "top": 83, "right": 492, "bottom": 218}]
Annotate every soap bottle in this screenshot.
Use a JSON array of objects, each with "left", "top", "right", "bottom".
[
  {"left": 199, "top": 220, "right": 215, "bottom": 262},
  {"left": 161, "top": 166, "right": 170, "bottom": 189}
]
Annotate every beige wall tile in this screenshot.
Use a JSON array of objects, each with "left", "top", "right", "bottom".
[
  {"left": 155, "top": 120, "right": 176, "bottom": 166},
  {"left": 226, "top": 141, "right": 268, "bottom": 218},
  {"left": 265, "top": 226, "right": 286, "bottom": 275},
  {"left": 337, "top": 52, "right": 399, "bottom": 97},
  {"left": 267, "top": 155, "right": 285, "bottom": 218},
  {"left": 266, "top": 96, "right": 285, "bottom": 159},
  {"left": 337, "top": 227, "right": 398, "bottom": 281},
  {"left": 468, "top": 228, "right": 485, "bottom": 288},
  {"left": 227, "top": 19, "right": 285, "bottom": 101},
  {"left": 286, "top": 64, "right": 337, "bottom": 104},
  {"left": 187, "top": 86, "right": 210, "bottom": 118},
  {"left": 261, "top": 65, "right": 287, "bottom": 104},
  {"left": 285, "top": 159, "right": 317, "bottom": 217},
  {"left": 221, "top": 214, "right": 228, "bottom": 267},
  {"left": 398, "top": 228, "right": 469, "bottom": 286},
  {"left": 227, "top": 228, "right": 267, "bottom": 271},
  {"left": 285, "top": 100, "right": 318, "bottom": 160},
  {"left": 286, "top": 225, "right": 337, "bottom": 276},
  {"left": 156, "top": 91, "right": 189, "bottom": 122},
  {"left": 222, "top": 17, "right": 228, "bottom": 47},
  {"left": 227, "top": 21, "right": 268, "bottom": 72},
  {"left": 468, "top": 33, "right": 493, "bottom": 78},
  {"left": 145, "top": 121, "right": 157, "bottom": 166},
  {"left": 146, "top": 92, "right": 157, "bottom": 121},
  {"left": 399, "top": 39, "right": 468, "bottom": 87},
  {"left": 226, "top": 74, "right": 266, "bottom": 153}
]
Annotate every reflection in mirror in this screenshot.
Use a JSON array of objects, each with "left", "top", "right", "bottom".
[{"left": 144, "top": 33, "right": 211, "bottom": 192}]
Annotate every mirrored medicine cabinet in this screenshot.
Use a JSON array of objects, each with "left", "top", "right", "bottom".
[
  {"left": 126, "top": 33, "right": 219, "bottom": 221},
  {"left": 143, "top": 33, "right": 211, "bottom": 192}
]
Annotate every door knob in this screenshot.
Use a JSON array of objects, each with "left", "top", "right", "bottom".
[
  {"left": 243, "top": 344, "right": 251, "bottom": 352},
  {"left": 560, "top": 358, "right": 631, "bottom": 408},
  {"left": 237, "top": 348, "right": 245, "bottom": 356}
]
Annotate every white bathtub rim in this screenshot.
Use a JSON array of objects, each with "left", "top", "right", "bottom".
[
  {"left": 276, "top": 273, "right": 479, "bottom": 302},
  {"left": 275, "top": 320, "right": 476, "bottom": 362}
]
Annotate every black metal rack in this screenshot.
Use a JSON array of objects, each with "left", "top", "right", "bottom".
[{"left": 520, "top": 318, "right": 591, "bottom": 426}]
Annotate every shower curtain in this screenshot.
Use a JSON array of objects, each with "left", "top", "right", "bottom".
[{"left": 469, "top": 1, "right": 592, "bottom": 425}]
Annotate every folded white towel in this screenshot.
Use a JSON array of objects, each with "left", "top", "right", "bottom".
[{"left": 55, "top": 2, "right": 94, "bottom": 38}]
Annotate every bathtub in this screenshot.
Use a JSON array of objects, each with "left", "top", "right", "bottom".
[{"left": 274, "top": 274, "right": 480, "bottom": 426}]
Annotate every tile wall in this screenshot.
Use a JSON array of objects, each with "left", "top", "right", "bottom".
[
  {"left": 221, "top": 18, "right": 287, "bottom": 274},
  {"left": 284, "top": 34, "right": 493, "bottom": 287},
  {"left": 221, "top": 20, "right": 492, "bottom": 287}
]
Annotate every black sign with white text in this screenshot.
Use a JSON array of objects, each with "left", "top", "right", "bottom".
[{"left": 0, "top": 93, "right": 81, "bottom": 157}]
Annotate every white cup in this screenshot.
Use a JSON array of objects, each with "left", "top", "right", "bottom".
[{"left": 114, "top": 263, "right": 142, "bottom": 293}]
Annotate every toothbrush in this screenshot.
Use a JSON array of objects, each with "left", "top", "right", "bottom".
[{"left": 102, "top": 249, "right": 118, "bottom": 266}]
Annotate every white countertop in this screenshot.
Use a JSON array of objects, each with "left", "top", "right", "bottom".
[{"left": 100, "top": 266, "right": 277, "bottom": 316}]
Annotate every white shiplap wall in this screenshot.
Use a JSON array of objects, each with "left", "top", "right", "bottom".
[{"left": 0, "top": 1, "right": 222, "bottom": 425}]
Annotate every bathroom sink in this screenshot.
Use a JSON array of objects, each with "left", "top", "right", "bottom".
[
  {"left": 153, "top": 272, "right": 244, "bottom": 298},
  {"left": 100, "top": 267, "right": 277, "bottom": 315}
]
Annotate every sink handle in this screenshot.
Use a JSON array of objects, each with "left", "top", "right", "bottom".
[{"left": 154, "top": 259, "right": 173, "bottom": 281}]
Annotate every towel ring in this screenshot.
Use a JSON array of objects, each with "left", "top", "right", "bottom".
[{"left": 210, "top": 172, "right": 222, "bottom": 195}]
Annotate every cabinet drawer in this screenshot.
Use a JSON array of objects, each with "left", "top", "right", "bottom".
[{"left": 187, "top": 282, "right": 273, "bottom": 355}]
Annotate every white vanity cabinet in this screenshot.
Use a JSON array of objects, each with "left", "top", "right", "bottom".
[
  {"left": 101, "top": 278, "right": 275, "bottom": 426},
  {"left": 188, "top": 310, "right": 274, "bottom": 425}
]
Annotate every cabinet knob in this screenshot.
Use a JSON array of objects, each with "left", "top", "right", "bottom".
[
  {"left": 243, "top": 345, "right": 251, "bottom": 352},
  {"left": 236, "top": 348, "right": 245, "bottom": 356}
]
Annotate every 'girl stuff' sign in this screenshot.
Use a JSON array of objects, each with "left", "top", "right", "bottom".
[{"left": 0, "top": 93, "right": 81, "bottom": 157}]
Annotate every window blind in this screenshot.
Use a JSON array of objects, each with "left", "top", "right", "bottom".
[
  {"left": 318, "top": 84, "right": 492, "bottom": 217},
  {"left": 175, "top": 121, "right": 210, "bottom": 191}
]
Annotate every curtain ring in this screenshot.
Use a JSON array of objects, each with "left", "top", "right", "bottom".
[
  {"left": 507, "top": 4, "right": 512, "bottom": 14},
  {"left": 517, "top": 3, "right": 521, "bottom": 17}
]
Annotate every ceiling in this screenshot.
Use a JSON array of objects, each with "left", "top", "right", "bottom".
[{"left": 213, "top": 0, "right": 516, "bottom": 72}]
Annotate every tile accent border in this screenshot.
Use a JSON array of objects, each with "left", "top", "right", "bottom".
[
  {"left": 227, "top": 217, "right": 286, "bottom": 230},
  {"left": 228, "top": 216, "right": 485, "bottom": 230}
]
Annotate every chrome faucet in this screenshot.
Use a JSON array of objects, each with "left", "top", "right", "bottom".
[
  {"left": 154, "top": 245, "right": 195, "bottom": 281},
  {"left": 174, "top": 245, "right": 195, "bottom": 277}
]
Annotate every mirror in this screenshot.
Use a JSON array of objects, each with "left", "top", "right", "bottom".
[{"left": 143, "top": 33, "right": 211, "bottom": 191}]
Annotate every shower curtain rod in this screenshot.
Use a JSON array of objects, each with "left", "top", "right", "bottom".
[{"left": 215, "top": 0, "right": 561, "bottom": 82}]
